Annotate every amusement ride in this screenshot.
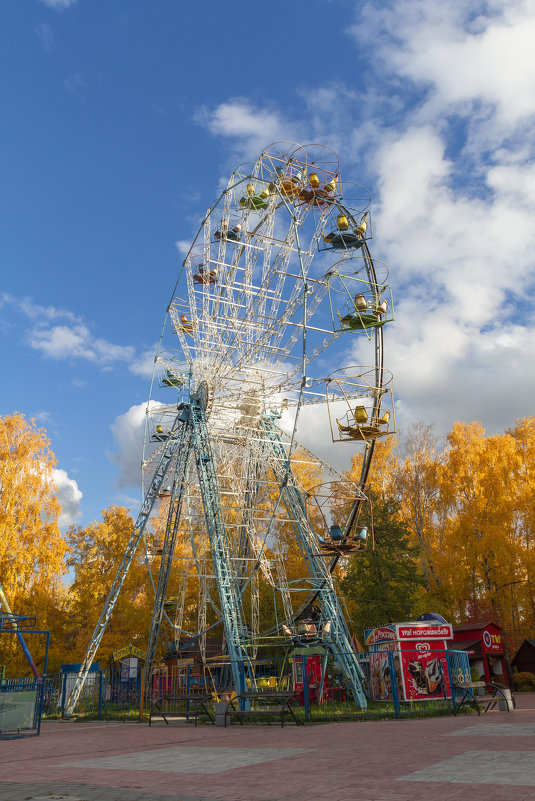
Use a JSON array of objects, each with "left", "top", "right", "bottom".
[{"left": 65, "top": 142, "right": 395, "bottom": 715}]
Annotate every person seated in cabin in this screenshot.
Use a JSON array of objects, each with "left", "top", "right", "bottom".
[
  {"left": 215, "top": 222, "right": 242, "bottom": 241},
  {"left": 177, "top": 314, "right": 194, "bottom": 333},
  {"left": 193, "top": 265, "right": 218, "bottom": 284}
]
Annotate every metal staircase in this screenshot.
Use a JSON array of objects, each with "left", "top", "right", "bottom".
[{"left": 189, "top": 397, "right": 250, "bottom": 695}]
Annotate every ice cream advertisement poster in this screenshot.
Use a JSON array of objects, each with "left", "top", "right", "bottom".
[{"left": 399, "top": 644, "right": 451, "bottom": 701}]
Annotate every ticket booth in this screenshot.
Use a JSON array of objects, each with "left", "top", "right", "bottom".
[
  {"left": 364, "top": 621, "right": 453, "bottom": 702},
  {"left": 450, "top": 621, "right": 510, "bottom": 688}
]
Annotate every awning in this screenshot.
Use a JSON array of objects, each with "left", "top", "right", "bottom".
[{"left": 450, "top": 639, "right": 483, "bottom": 657}]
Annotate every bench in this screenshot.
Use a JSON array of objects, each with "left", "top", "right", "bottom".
[
  {"left": 149, "top": 693, "right": 214, "bottom": 727},
  {"left": 453, "top": 681, "right": 511, "bottom": 716},
  {"left": 225, "top": 691, "right": 301, "bottom": 728}
]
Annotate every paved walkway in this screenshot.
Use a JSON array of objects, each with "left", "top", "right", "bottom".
[{"left": 2, "top": 696, "right": 535, "bottom": 801}]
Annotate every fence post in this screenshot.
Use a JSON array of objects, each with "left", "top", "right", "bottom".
[
  {"left": 389, "top": 651, "right": 401, "bottom": 718},
  {"left": 60, "top": 671, "right": 67, "bottom": 717},
  {"left": 302, "top": 656, "right": 310, "bottom": 721},
  {"left": 139, "top": 667, "right": 145, "bottom": 721},
  {"left": 97, "top": 670, "right": 103, "bottom": 719},
  {"left": 445, "top": 651, "right": 457, "bottom": 715}
]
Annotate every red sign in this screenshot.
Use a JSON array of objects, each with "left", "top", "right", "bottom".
[
  {"left": 396, "top": 624, "right": 453, "bottom": 640},
  {"left": 399, "top": 645, "right": 452, "bottom": 701}
]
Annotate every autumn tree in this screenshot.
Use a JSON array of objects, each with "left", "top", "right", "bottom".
[
  {"left": 66, "top": 506, "right": 153, "bottom": 664},
  {"left": 0, "top": 413, "right": 67, "bottom": 674},
  {"left": 432, "top": 422, "right": 522, "bottom": 630},
  {"left": 505, "top": 417, "right": 535, "bottom": 648},
  {"left": 393, "top": 424, "right": 444, "bottom": 599}
]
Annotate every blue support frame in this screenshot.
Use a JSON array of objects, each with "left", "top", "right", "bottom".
[
  {"left": 144, "top": 415, "right": 192, "bottom": 683},
  {"left": 261, "top": 417, "right": 368, "bottom": 709},
  {"left": 189, "top": 397, "right": 250, "bottom": 698}
]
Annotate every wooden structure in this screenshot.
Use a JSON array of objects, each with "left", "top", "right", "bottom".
[
  {"left": 511, "top": 640, "right": 535, "bottom": 675},
  {"left": 451, "top": 621, "right": 510, "bottom": 688}
]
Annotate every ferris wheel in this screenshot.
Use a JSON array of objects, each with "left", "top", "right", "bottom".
[{"left": 65, "top": 142, "right": 395, "bottom": 715}]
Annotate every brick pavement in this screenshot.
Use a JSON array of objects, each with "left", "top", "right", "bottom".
[{"left": 1, "top": 696, "right": 535, "bottom": 801}]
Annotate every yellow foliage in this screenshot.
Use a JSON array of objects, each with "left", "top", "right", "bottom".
[
  {"left": 0, "top": 413, "right": 67, "bottom": 675},
  {"left": 66, "top": 506, "right": 153, "bottom": 664}
]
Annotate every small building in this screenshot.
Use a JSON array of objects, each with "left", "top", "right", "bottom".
[
  {"left": 511, "top": 640, "right": 535, "bottom": 675},
  {"left": 152, "top": 637, "right": 225, "bottom": 696},
  {"left": 450, "top": 621, "right": 510, "bottom": 687},
  {"left": 364, "top": 621, "right": 454, "bottom": 701}
]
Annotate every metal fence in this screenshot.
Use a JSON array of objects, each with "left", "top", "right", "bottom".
[
  {"left": 0, "top": 677, "right": 45, "bottom": 738},
  {"left": 37, "top": 667, "right": 143, "bottom": 720},
  {"left": 6, "top": 649, "right": 472, "bottom": 723}
]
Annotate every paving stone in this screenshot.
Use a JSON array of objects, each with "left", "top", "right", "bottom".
[
  {"left": 60, "top": 745, "right": 312, "bottom": 774},
  {"left": 0, "top": 782, "right": 233, "bottom": 801},
  {"left": 398, "top": 750, "right": 535, "bottom": 785},
  {"left": 447, "top": 723, "right": 535, "bottom": 736}
]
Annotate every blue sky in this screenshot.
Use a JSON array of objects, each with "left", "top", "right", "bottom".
[{"left": 2, "top": 0, "right": 535, "bottom": 531}]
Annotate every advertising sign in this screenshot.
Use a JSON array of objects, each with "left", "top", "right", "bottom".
[
  {"left": 364, "top": 626, "right": 396, "bottom": 647},
  {"left": 112, "top": 644, "right": 146, "bottom": 661},
  {"left": 482, "top": 629, "right": 502, "bottom": 653},
  {"left": 396, "top": 623, "right": 453, "bottom": 640},
  {"left": 369, "top": 649, "right": 397, "bottom": 701},
  {"left": 398, "top": 642, "right": 451, "bottom": 701}
]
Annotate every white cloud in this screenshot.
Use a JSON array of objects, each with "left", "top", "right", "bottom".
[
  {"left": 53, "top": 468, "right": 82, "bottom": 530},
  {"left": 354, "top": 1, "right": 535, "bottom": 129},
  {"left": 4, "top": 293, "right": 156, "bottom": 378},
  {"left": 38, "top": 0, "right": 77, "bottom": 9},
  {"left": 64, "top": 73, "right": 86, "bottom": 94},
  {"left": 27, "top": 323, "right": 135, "bottom": 365},
  {"left": 34, "top": 22, "right": 54, "bottom": 51},
  {"left": 108, "top": 401, "right": 164, "bottom": 490},
  {"left": 2, "top": 293, "right": 80, "bottom": 323},
  {"left": 192, "top": 0, "right": 535, "bottom": 444},
  {"left": 196, "top": 100, "right": 301, "bottom": 162},
  {"left": 129, "top": 345, "right": 158, "bottom": 380},
  {"left": 175, "top": 240, "right": 191, "bottom": 256}
]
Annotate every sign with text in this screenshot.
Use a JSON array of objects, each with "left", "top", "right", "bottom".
[
  {"left": 482, "top": 629, "right": 503, "bottom": 653},
  {"left": 396, "top": 623, "right": 453, "bottom": 640}
]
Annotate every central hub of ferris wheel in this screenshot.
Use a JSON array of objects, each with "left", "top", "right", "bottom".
[{"left": 64, "top": 141, "right": 396, "bottom": 716}]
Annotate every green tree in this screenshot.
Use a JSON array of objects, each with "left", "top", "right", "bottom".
[{"left": 340, "top": 495, "right": 426, "bottom": 639}]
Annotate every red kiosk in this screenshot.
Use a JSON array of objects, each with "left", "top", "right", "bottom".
[
  {"left": 450, "top": 621, "right": 510, "bottom": 687},
  {"left": 364, "top": 621, "right": 453, "bottom": 702}
]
